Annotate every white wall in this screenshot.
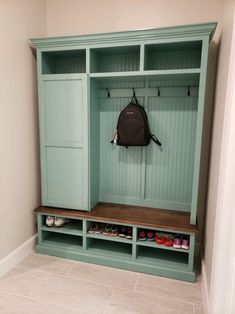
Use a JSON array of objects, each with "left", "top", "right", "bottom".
[
  {"left": 46, "top": 0, "right": 221, "bottom": 36},
  {"left": 0, "top": 0, "right": 46, "bottom": 260},
  {"left": 203, "top": 0, "right": 235, "bottom": 312},
  {"left": 204, "top": 0, "right": 234, "bottom": 289}
]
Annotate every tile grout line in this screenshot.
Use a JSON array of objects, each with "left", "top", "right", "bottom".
[
  {"left": 0, "top": 290, "right": 93, "bottom": 313},
  {"left": 103, "top": 290, "right": 114, "bottom": 314},
  {"left": 64, "top": 261, "right": 77, "bottom": 277},
  {"left": 133, "top": 273, "right": 140, "bottom": 292}
]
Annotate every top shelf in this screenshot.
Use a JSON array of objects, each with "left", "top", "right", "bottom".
[{"left": 40, "top": 40, "right": 202, "bottom": 75}]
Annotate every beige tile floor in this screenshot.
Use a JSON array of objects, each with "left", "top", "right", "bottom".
[{"left": 0, "top": 253, "right": 204, "bottom": 314}]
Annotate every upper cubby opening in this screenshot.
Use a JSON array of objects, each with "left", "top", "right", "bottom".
[
  {"left": 41, "top": 50, "right": 86, "bottom": 74},
  {"left": 144, "top": 41, "right": 202, "bottom": 71},
  {"left": 90, "top": 46, "right": 140, "bottom": 73}
]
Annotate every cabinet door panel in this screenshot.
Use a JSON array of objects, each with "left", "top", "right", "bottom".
[
  {"left": 46, "top": 147, "right": 85, "bottom": 207},
  {"left": 44, "top": 80, "right": 83, "bottom": 144},
  {"left": 40, "top": 76, "right": 88, "bottom": 210}
]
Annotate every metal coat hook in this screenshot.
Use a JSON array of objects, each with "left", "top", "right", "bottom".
[
  {"left": 157, "top": 86, "right": 161, "bottom": 97},
  {"left": 106, "top": 88, "right": 110, "bottom": 98},
  {"left": 187, "top": 86, "right": 191, "bottom": 96},
  {"left": 132, "top": 87, "right": 136, "bottom": 97}
]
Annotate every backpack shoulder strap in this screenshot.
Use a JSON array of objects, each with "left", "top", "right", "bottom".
[{"left": 151, "top": 134, "right": 162, "bottom": 146}]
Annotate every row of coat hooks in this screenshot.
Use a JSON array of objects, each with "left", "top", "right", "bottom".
[{"left": 105, "top": 86, "right": 197, "bottom": 98}]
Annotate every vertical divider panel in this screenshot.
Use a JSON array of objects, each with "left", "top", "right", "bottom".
[
  {"left": 190, "top": 37, "right": 209, "bottom": 224},
  {"left": 37, "top": 214, "right": 43, "bottom": 244},
  {"left": 83, "top": 219, "right": 87, "bottom": 251},
  {"left": 132, "top": 226, "right": 137, "bottom": 259},
  {"left": 188, "top": 233, "right": 195, "bottom": 270},
  {"left": 86, "top": 48, "right": 90, "bottom": 73},
  {"left": 140, "top": 44, "right": 145, "bottom": 72}
]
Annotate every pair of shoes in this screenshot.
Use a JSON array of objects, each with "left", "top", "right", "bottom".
[
  {"left": 88, "top": 223, "right": 104, "bottom": 234},
  {"left": 155, "top": 233, "right": 174, "bottom": 247},
  {"left": 138, "top": 230, "right": 154, "bottom": 241},
  {"left": 46, "top": 216, "right": 69, "bottom": 227},
  {"left": 103, "top": 224, "right": 118, "bottom": 236},
  {"left": 173, "top": 235, "right": 189, "bottom": 250},
  {"left": 118, "top": 226, "right": 132, "bottom": 239}
]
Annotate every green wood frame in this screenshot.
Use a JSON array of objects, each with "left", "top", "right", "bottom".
[{"left": 31, "top": 23, "right": 217, "bottom": 282}]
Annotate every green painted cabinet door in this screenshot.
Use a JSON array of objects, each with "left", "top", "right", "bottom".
[{"left": 39, "top": 74, "right": 89, "bottom": 210}]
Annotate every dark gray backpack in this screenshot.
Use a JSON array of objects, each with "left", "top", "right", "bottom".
[{"left": 111, "top": 96, "right": 161, "bottom": 147}]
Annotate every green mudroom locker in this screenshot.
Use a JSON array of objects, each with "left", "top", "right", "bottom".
[{"left": 32, "top": 22, "right": 216, "bottom": 282}]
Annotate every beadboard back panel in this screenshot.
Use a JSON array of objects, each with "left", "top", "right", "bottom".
[{"left": 90, "top": 78, "right": 198, "bottom": 211}]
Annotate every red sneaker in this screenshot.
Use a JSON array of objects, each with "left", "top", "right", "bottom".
[
  {"left": 155, "top": 232, "right": 164, "bottom": 244},
  {"left": 164, "top": 235, "right": 174, "bottom": 247}
]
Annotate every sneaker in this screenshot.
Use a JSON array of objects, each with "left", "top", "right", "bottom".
[
  {"left": 94, "top": 223, "right": 104, "bottom": 234},
  {"left": 110, "top": 225, "right": 118, "bottom": 237},
  {"left": 173, "top": 235, "right": 182, "bottom": 249},
  {"left": 146, "top": 231, "right": 155, "bottom": 241},
  {"left": 118, "top": 226, "right": 127, "bottom": 237},
  {"left": 155, "top": 232, "right": 164, "bottom": 244},
  {"left": 103, "top": 224, "right": 112, "bottom": 236},
  {"left": 181, "top": 237, "right": 189, "bottom": 250},
  {"left": 126, "top": 227, "right": 133, "bottom": 239},
  {"left": 138, "top": 230, "right": 146, "bottom": 241},
  {"left": 88, "top": 223, "right": 97, "bottom": 233},
  {"left": 164, "top": 234, "right": 174, "bottom": 247},
  {"left": 46, "top": 216, "right": 54, "bottom": 227},
  {"left": 54, "top": 217, "right": 69, "bottom": 227},
  {"left": 162, "top": 233, "right": 170, "bottom": 245}
]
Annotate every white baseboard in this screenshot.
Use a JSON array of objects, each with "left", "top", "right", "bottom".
[
  {"left": 201, "top": 260, "right": 210, "bottom": 314},
  {"left": 0, "top": 234, "right": 37, "bottom": 278}
]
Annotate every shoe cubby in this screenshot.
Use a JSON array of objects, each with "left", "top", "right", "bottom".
[
  {"left": 41, "top": 215, "right": 83, "bottom": 236},
  {"left": 86, "top": 237, "right": 133, "bottom": 260},
  {"left": 144, "top": 41, "right": 202, "bottom": 71},
  {"left": 41, "top": 49, "right": 86, "bottom": 74},
  {"left": 136, "top": 227, "right": 190, "bottom": 252},
  {"left": 40, "top": 231, "right": 83, "bottom": 251},
  {"left": 90, "top": 46, "right": 140, "bottom": 73},
  {"left": 136, "top": 245, "right": 189, "bottom": 268},
  {"left": 86, "top": 221, "right": 133, "bottom": 244}
]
